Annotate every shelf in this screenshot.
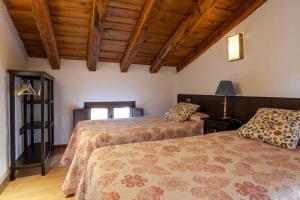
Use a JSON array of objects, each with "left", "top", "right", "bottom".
[
  {"left": 23, "top": 100, "right": 53, "bottom": 104},
  {"left": 8, "top": 70, "right": 54, "bottom": 80},
  {"left": 20, "top": 121, "right": 54, "bottom": 134},
  {"left": 16, "top": 142, "right": 51, "bottom": 169},
  {"left": 9, "top": 70, "right": 55, "bottom": 180}
]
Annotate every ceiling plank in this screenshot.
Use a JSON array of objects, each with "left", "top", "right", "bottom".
[
  {"left": 120, "top": 0, "right": 160, "bottom": 72},
  {"left": 149, "top": 0, "right": 218, "bottom": 73},
  {"left": 177, "top": 0, "right": 267, "bottom": 72},
  {"left": 31, "top": 0, "right": 60, "bottom": 69},
  {"left": 87, "top": 0, "right": 108, "bottom": 71}
]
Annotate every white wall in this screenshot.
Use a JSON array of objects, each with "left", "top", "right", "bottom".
[
  {"left": 0, "top": 1, "right": 27, "bottom": 184},
  {"left": 176, "top": 0, "right": 300, "bottom": 98},
  {"left": 27, "top": 58, "right": 176, "bottom": 145}
]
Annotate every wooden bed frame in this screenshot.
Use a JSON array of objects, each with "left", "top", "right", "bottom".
[
  {"left": 178, "top": 94, "right": 300, "bottom": 122},
  {"left": 73, "top": 95, "right": 300, "bottom": 129},
  {"left": 73, "top": 101, "right": 144, "bottom": 128}
]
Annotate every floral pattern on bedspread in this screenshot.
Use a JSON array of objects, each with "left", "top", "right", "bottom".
[
  {"left": 60, "top": 117, "right": 203, "bottom": 195},
  {"left": 76, "top": 131, "right": 300, "bottom": 200}
]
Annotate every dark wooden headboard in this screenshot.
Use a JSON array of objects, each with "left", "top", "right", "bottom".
[
  {"left": 178, "top": 94, "right": 300, "bottom": 123},
  {"left": 73, "top": 102, "right": 144, "bottom": 128}
]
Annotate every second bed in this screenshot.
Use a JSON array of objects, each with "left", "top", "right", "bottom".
[{"left": 60, "top": 116, "right": 204, "bottom": 195}]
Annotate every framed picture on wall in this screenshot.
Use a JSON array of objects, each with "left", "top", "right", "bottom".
[{"left": 228, "top": 33, "right": 244, "bottom": 61}]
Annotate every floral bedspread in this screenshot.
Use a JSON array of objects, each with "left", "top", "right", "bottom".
[
  {"left": 76, "top": 131, "right": 300, "bottom": 200},
  {"left": 60, "top": 117, "right": 203, "bottom": 195}
]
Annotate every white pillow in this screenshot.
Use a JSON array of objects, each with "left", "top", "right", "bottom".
[{"left": 188, "top": 112, "right": 209, "bottom": 122}]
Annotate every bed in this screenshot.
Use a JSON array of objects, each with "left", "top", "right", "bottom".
[
  {"left": 75, "top": 131, "right": 300, "bottom": 200},
  {"left": 60, "top": 116, "right": 204, "bottom": 195}
]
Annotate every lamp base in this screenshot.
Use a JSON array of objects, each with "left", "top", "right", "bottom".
[
  {"left": 221, "top": 116, "right": 231, "bottom": 120},
  {"left": 222, "top": 95, "right": 230, "bottom": 120}
]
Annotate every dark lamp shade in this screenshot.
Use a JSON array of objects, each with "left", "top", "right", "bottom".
[{"left": 215, "top": 80, "right": 236, "bottom": 96}]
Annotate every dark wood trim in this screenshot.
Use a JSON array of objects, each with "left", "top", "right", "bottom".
[
  {"left": 73, "top": 101, "right": 143, "bottom": 129},
  {"left": 23, "top": 95, "right": 28, "bottom": 152},
  {"left": 29, "top": 80, "right": 34, "bottom": 146},
  {"left": 47, "top": 80, "right": 52, "bottom": 154},
  {"left": 50, "top": 79, "right": 54, "bottom": 151},
  {"left": 84, "top": 101, "right": 136, "bottom": 109},
  {"left": 130, "top": 107, "right": 144, "bottom": 118},
  {"left": 73, "top": 108, "right": 89, "bottom": 128},
  {"left": 85, "top": 101, "right": 136, "bottom": 119},
  {"left": 7, "top": 70, "right": 54, "bottom": 80},
  {"left": 178, "top": 94, "right": 300, "bottom": 123},
  {"left": 9, "top": 73, "right": 15, "bottom": 181},
  {"left": 40, "top": 73, "right": 45, "bottom": 176}
]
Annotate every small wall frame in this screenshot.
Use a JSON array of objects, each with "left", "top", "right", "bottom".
[{"left": 228, "top": 33, "right": 244, "bottom": 61}]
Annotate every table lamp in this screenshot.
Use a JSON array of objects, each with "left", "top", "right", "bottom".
[{"left": 215, "top": 80, "right": 236, "bottom": 119}]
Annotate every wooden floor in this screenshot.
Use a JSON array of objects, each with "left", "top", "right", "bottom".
[{"left": 0, "top": 148, "right": 74, "bottom": 200}]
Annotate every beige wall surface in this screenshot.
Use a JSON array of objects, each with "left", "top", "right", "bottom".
[
  {"left": 0, "top": 1, "right": 27, "bottom": 184},
  {"left": 175, "top": 0, "right": 300, "bottom": 98},
  {"left": 27, "top": 58, "right": 176, "bottom": 145}
]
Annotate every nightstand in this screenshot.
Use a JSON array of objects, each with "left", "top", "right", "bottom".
[{"left": 203, "top": 117, "right": 243, "bottom": 134}]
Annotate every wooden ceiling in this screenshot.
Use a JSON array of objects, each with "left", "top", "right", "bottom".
[{"left": 4, "top": 0, "right": 267, "bottom": 72}]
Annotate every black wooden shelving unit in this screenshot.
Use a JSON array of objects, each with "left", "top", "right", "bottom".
[{"left": 8, "top": 70, "right": 54, "bottom": 180}]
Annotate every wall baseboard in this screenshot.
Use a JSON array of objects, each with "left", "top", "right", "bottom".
[
  {"left": 54, "top": 144, "right": 68, "bottom": 148},
  {"left": 0, "top": 174, "right": 9, "bottom": 195}
]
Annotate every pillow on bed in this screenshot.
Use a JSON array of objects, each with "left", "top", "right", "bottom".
[
  {"left": 189, "top": 112, "right": 209, "bottom": 121},
  {"left": 164, "top": 103, "right": 199, "bottom": 122},
  {"left": 239, "top": 108, "right": 300, "bottom": 150}
]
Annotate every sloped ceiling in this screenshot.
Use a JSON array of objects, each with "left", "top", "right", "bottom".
[{"left": 4, "top": 0, "right": 267, "bottom": 72}]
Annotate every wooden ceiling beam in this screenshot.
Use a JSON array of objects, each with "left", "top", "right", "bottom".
[
  {"left": 120, "top": 0, "right": 160, "bottom": 72},
  {"left": 87, "top": 0, "right": 108, "bottom": 71},
  {"left": 31, "top": 0, "right": 60, "bottom": 69},
  {"left": 177, "top": 0, "right": 267, "bottom": 72},
  {"left": 149, "top": 0, "right": 218, "bottom": 73}
]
